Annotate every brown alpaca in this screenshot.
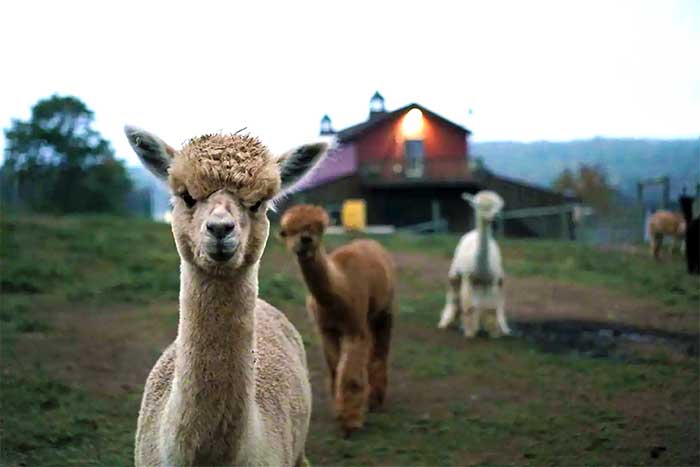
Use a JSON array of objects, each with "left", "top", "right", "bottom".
[
  {"left": 648, "top": 210, "right": 686, "bottom": 260},
  {"left": 279, "top": 205, "right": 396, "bottom": 436}
]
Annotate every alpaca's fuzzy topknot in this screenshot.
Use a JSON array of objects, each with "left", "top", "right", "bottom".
[
  {"left": 280, "top": 204, "right": 330, "bottom": 232},
  {"left": 168, "top": 133, "right": 281, "bottom": 203},
  {"left": 473, "top": 191, "right": 503, "bottom": 210},
  {"left": 466, "top": 191, "right": 504, "bottom": 219}
]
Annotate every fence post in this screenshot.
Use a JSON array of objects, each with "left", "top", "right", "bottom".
[
  {"left": 560, "top": 210, "right": 569, "bottom": 240},
  {"left": 661, "top": 176, "right": 670, "bottom": 209},
  {"left": 431, "top": 200, "right": 440, "bottom": 232},
  {"left": 637, "top": 182, "right": 644, "bottom": 206}
]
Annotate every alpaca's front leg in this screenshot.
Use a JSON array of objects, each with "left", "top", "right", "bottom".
[
  {"left": 438, "top": 274, "right": 461, "bottom": 329},
  {"left": 652, "top": 234, "right": 662, "bottom": 260},
  {"left": 496, "top": 310, "right": 511, "bottom": 336},
  {"left": 368, "top": 311, "right": 393, "bottom": 411},
  {"left": 462, "top": 306, "right": 480, "bottom": 338},
  {"left": 460, "top": 282, "right": 480, "bottom": 338},
  {"left": 495, "top": 287, "right": 510, "bottom": 336},
  {"left": 320, "top": 329, "right": 341, "bottom": 397},
  {"left": 335, "top": 335, "right": 371, "bottom": 437}
]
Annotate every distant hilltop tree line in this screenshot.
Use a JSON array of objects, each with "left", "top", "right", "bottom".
[
  {"left": 474, "top": 138, "right": 699, "bottom": 211},
  {"left": 552, "top": 164, "right": 613, "bottom": 213},
  {"left": 1, "top": 94, "right": 151, "bottom": 215}
]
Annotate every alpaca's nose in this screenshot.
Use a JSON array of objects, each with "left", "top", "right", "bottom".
[
  {"left": 300, "top": 235, "right": 312, "bottom": 245},
  {"left": 207, "top": 220, "right": 235, "bottom": 240}
]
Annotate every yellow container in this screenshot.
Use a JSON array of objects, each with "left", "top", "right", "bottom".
[{"left": 341, "top": 199, "right": 367, "bottom": 231}]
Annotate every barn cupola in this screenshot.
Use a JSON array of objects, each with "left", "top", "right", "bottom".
[
  {"left": 319, "top": 114, "right": 335, "bottom": 135},
  {"left": 369, "top": 91, "right": 386, "bottom": 120}
]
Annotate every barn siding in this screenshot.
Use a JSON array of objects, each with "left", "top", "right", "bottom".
[
  {"left": 355, "top": 111, "right": 467, "bottom": 163},
  {"left": 273, "top": 175, "right": 364, "bottom": 225},
  {"left": 422, "top": 114, "right": 467, "bottom": 160},
  {"left": 280, "top": 170, "right": 574, "bottom": 237},
  {"left": 366, "top": 186, "right": 474, "bottom": 232},
  {"left": 355, "top": 119, "right": 402, "bottom": 164}
]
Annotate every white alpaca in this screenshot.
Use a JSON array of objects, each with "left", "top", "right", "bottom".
[
  {"left": 125, "top": 125, "right": 331, "bottom": 467},
  {"left": 437, "top": 190, "right": 510, "bottom": 338}
]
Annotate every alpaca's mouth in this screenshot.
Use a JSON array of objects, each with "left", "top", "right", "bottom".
[
  {"left": 294, "top": 244, "right": 314, "bottom": 259},
  {"left": 209, "top": 250, "right": 235, "bottom": 262},
  {"left": 205, "top": 239, "right": 238, "bottom": 262}
]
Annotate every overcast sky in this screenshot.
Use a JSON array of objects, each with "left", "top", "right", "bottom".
[{"left": 2, "top": 0, "right": 698, "bottom": 166}]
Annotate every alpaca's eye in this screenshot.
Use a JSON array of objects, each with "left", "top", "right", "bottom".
[
  {"left": 180, "top": 191, "right": 196, "bottom": 208},
  {"left": 279, "top": 230, "right": 287, "bottom": 238},
  {"left": 249, "top": 200, "right": 262, "bottom": 213}
]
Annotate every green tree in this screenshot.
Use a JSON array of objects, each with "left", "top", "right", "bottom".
[
  {"left": 2, "top": 94, "right": 131, "bottom": 213},
  {"left": 553, "top": 164, "right": 613, "bottom": 213}
]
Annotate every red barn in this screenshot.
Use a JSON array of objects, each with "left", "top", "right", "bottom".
[
  {"left": 340, "top": 93, "right": 471, "bottom": 182},
  {"left": 285, "top": 92, "right": 573, "bottom": 235}
]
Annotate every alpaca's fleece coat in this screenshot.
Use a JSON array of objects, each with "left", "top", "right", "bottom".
[
  {"left": 648, "top": 210, "right": 686, "bottom": 259},
  {"left": 126, "top": 128, "right": 317, "bottom": 467},
  {"left": 452, "top": 191, "right": 504, "bottom": 308},
  {"left": 135, "top": 299, "right": 311, "bottom": 466},
  {"left": 448, "top": 231, "right": 504, "bottom": 308},
  {"left": 280, "top": 205, "right": 396, "bottom": 436},
  {"left": 439, "top": 190, "right": 509, "bottom": 337}
]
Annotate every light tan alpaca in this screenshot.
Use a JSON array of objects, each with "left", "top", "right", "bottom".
[
  {"left": 648, "top": 210, "right": 686, "bottom": 260},
  {"left": 279, "top": 205, "right": 396, "bottom": 437},
  {"left": 125, "top": 126, "right": 331, "bottom": 466}
]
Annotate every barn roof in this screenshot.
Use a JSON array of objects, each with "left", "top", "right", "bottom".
[{"left": 336, "top": 103, "right": 472, "bottom": 143}]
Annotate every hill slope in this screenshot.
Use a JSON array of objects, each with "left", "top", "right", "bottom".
[{"left": 473, "top": 138, "right": 700, "bottom": 204}]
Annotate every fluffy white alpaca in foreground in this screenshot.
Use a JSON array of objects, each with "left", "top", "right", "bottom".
[
  {"left": 438, "top": 190, "right": 510, "bottom": 338},
  {"left": 125, "top": 125, "right": 331, "bottom": 466}
]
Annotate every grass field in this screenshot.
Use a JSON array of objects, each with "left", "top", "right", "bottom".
[{"left": 1, "top": 214, "right": 698, "bottom": 466}]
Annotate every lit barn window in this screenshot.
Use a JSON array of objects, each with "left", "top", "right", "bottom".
[{"left": 401, "top": 108, "right": 424, "bottom": 139}]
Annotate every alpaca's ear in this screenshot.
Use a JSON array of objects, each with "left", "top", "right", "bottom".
[
  {"left": 276, "top": 139, "right": 334, "bottom": 192},
  {"left": 316, "top": 207, "right": 331, "bottom": 232},
  {"left": 461, "top": 192, "right": 475, "bottom": 204},
  {"left": 124, "top": 125, "right": 176, "bottom": 181}
]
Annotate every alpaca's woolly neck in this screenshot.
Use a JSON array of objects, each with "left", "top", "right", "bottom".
[
  {"left": 164, "top": 260, "right": 260, "bottom": 464},
  {"left": 297, "top": 246, "right": 340, "bottom": 309},
  {"left": 473, "top": 216, "right": 493, "bottom": 282}
]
